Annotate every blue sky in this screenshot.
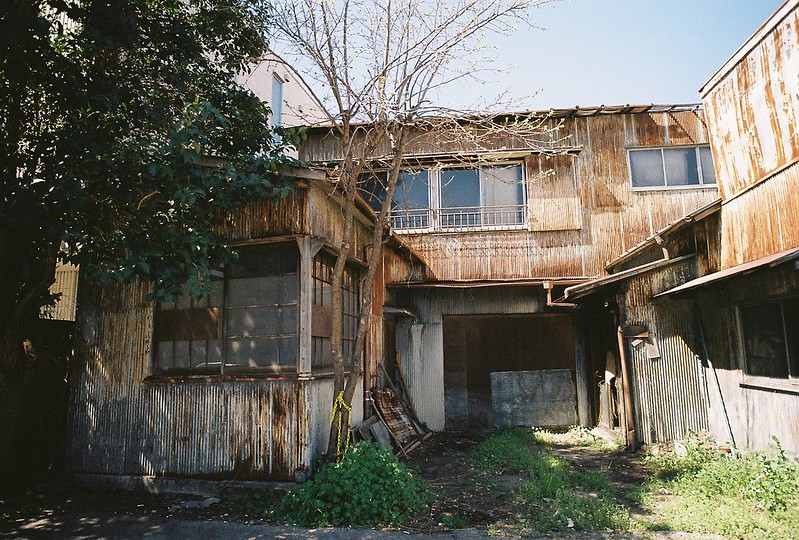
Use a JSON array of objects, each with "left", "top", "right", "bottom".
[{"left": 444, "top": 0, "right": 783, "bottom": 110}]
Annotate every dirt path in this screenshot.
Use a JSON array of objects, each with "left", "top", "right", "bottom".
[
  {"left": 403, "top": 430, "right": 672, "bottom": 535},
  {"left": 2, "top": 431, "right": 721, "bottom": 539}
]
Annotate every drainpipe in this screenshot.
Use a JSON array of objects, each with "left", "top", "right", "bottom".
[
  {"left": 616, "top": 324, "right": 637, "bottom": 449},
  {"left": 544, "top": 281, "right": 579, "bottom": 308}
]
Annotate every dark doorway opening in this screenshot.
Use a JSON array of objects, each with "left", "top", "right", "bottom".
[{"left": 443, "top": 314, "right": 575, "bottom": 430}]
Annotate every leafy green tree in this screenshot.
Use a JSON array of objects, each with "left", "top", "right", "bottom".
[{"left": 0, "top": 0, "right": 298, "bottom": 476}]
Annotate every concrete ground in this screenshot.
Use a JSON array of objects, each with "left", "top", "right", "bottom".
[
  {"left": 3, "top": 511, "right": 723, "bottom": 540},
  {"left": 4, "top": 511, "right": 483, "bottom": 539}
]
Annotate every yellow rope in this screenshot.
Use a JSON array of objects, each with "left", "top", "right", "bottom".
[{"left": 330, "top": 391, "right": 352, "bottom": 462}]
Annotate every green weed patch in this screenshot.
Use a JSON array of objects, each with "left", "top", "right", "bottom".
[
  {"left": 274, "top": 441, "right": 430, "bottom": 527},
  {"left": 472, "top": 428, "right": 630, "bottom": 532},
  {"left": 638, "top": 435, "right": 799, "bottom": 539}
]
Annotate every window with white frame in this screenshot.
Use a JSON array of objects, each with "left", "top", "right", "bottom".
[
  {"left": 360, "top": 162, "right": 526, "bottom": 231},
  {"left": 629, "top": 146, "right": 716, "bottom": 189},
  {"left": 270, "top": 74, "right": 284, "bottom": 127},
  {"left": 739, "top": 297, "right": 799, "bottom": 382},
  {"left": 154, "top": 242, "right": 299, "bottom": 374}
]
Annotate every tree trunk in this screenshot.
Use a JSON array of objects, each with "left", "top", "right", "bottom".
[{"left": 327, "top": 128, "right": 407, "bottom": 459}]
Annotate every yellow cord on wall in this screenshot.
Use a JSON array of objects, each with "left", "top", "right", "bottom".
[{"left": 330, "top": 391, "right": 352, "bottom": 461}]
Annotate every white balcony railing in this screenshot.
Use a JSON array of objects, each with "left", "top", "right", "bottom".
[{"left": 389, "top": 204, "right": 526, "bottom": 232}]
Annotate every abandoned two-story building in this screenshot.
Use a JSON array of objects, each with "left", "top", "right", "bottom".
[
  {"left": 301, "top": 105, "right": 718, "bottom": 441},
  {"left": 66, "top": 2, "right": 798, "bottom": 487}
]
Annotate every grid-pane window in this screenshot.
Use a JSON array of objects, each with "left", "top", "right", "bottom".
[
  {"left": 740, "top": 297, "right": 799, "bottom": 380},
  {"left": 224, "top": 244, "right": 298, "bottom": 369},
  {"left": 311, "top": 251, "right": 361, "bottom": 368},
  {"left": 154, "top": 242, "right": 299, "bottom": 373},
  {"left": 629, "top": 146, "right": 716, "bottom": 189},
  {"left": 155, "top": 281, "right": 224, "bottom": 372}
]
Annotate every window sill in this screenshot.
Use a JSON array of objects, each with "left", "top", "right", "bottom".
[
  {"left": 631, "top": 185, "right": 717, "bottom": 192},
  {"left": 740, "top": 378, "right": 799, "bottom": 395},
  {"left": 144, "top": 371, "right": 337, "bottom": 384}
]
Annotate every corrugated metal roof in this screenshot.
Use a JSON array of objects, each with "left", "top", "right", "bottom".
[
  {"left": 304, "top": 103, "right": 704, "bottom": 132},
  {"left": 563, "top": 254, "right": 696, "bottom": 301},
  {"left": 390, "top": 278, "right": 588, "bottom": 289},
  {"left": 653, "top": 246, "right": 799, "bottom": 298}
]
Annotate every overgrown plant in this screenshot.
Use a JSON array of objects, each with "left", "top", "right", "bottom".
[
  {"left": 1, "top": 0, "right": 298, "bottom": 475},
  {"left": 276, "top": 441, "right": 430, "bottom": 527},
  {"left": 472, "top": 429, "right": 629, "bottom": 532},
  {"left": 639, "top": 434, "right": 799, "bottom": 538}
]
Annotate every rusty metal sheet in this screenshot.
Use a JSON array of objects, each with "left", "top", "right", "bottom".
[
  {"left": 702, "top": 5, "right": 799, "bottom": 198},
  {"left": 719, "top": 161, "right": 799, "bottom": 267},
  {"left": 372, "top": 387, "right": 418, "bottom": 448},
  {"left": 654, "top": 246, "right": 799, "bottom": 297}
]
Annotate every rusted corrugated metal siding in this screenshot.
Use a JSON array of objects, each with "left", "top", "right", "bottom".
[
  {"left": 401, "top": 230, "right": 587, "bottom": 281},
  {"left": 620, "top": 258, "right": 710, "bottom": 444},
  {"left": 69, "top": 279, "right": 335, "bottom": 481},
  {"left": 391, "top": 286, "right": 549, "bottom": 431},
  {"left": 695, "top": 264, "right": 799, "bottom": 453},
  {"left": 702, "top": 5, "right": 799, "bottom": 199},
  {"left": 303, "top": 110, "right": 718, "bottom": 283},
  {"left": 720, "top": 160, "right": 799, "bottom": 267},
  {"left": 300, "top": 117, "right": 568, "bottom": 163},
  {"left": 221, "top": 190, "right": 309, "bottom": 240}
]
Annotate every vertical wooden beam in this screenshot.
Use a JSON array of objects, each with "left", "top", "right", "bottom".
[{"left": 297, "top": 236, "right": 325, "bottom": 374}]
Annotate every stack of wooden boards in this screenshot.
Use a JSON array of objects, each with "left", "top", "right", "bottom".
[{"left": 353, "top": 363, "right": 431, "bottom": 456}]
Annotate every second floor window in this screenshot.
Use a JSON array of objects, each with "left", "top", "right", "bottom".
[
  {"left": 629, "top": 146, "right": 716, "bottom": 189},
  {"left": 361, "top": 162, "right": 526, "bottom": 232}
]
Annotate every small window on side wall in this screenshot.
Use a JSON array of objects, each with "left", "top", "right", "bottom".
[
  {"left": 629, "top": 146, "right": 716, "bottom": 189},
  {"left": 739, "top": 297, "right": 799, "bottom": 381}
]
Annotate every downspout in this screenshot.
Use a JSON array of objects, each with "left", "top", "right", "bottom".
[{"left": 544, "top": 281, "right": 579, "bottom": 308}]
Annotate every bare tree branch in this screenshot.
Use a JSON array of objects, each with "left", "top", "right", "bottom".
[{"left": 269, "top": 0, "right": 564, "bottom": 459}]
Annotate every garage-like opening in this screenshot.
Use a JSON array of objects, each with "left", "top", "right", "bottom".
[{"left": 443, "top": 314, "right": 575, "bottom": 430}]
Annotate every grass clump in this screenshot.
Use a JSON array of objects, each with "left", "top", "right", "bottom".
[
  {"left": 639, "top": 435, "right": 799, "bottom": 539},
  {"left": 531, "top": 425, "right": 614, "bottom": 449},
  {"left": 275, "top": 441, "right": 430, "bottom": 527},
  {"left": 472, "top": 428, "right": 629, "bottom": 532}
]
